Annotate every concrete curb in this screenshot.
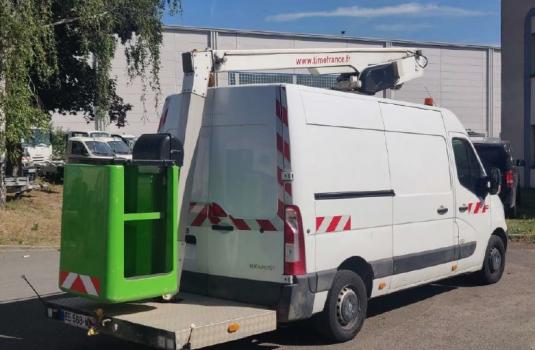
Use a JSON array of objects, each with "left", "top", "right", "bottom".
[{"left": 0, "top": 245, "right": 59, "bottom": 251}]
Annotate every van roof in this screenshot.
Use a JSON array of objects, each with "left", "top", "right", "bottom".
[
  {"left": 209, "top": 83, "right": 444, "bottom": 112},
  {"left": 202, "top": 83, "right": 465, "bottom": 133}
]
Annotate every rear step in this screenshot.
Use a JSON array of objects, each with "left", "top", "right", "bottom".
[{"left": 45, "top": 293, "right": 277, "bottom": 349}]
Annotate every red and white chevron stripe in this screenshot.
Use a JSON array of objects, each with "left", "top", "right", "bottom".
[
  {"left": 276, "top": 87, "right": 292, "bottom": 222},
  {"left": 316, "top": 215, "right": 352, "bottom": 233},
  {"left": 59, "top": 271, "right": 100, "bottom": 296},
  {"left": 189, "top": 202, "right": 280, "bottom": 232},
  {"left": 467, "top": 202, "right": 489, "bottom": 214}
]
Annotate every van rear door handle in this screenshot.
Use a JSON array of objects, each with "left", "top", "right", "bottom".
[
  {"left": 437, "top": 206, "right": 449, "bottom": 215},
  {"left": 459, "top": 205, "right": 469, "bottom": 213},
  {"left": 212, "top": 224, "right": 234, "bottom": 232}
]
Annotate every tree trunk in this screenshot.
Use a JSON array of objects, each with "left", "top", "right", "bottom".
[
  {"left": 0, "top": 76, "right": 6, "bottom": 207},
  {"left": 0, "top": 155, "right": 5, "bottom": 207}
]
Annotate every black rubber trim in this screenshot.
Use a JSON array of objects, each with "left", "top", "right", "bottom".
[
  {"left": 180, "top": 271, "right": 282, "bottom": 307},
  {"left": 211, "top": 224, "right": 234, "bottom": 232},
  {"left": 314, "top": 190, "right": 395, "bottom": 200},
  {"left": 370, "top": 241, "right": 477, "bottom": 278}
]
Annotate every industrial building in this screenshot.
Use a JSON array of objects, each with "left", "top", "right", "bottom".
[
  {"left": 502, "top": 1, "right": 535, "bottom": 187},
  {"left": 52, "top": 25, "right": 501, "bottom": 149}
]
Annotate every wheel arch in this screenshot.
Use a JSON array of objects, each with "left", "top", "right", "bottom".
[
  {"left": 338, "top": 256, "right": 374, "bottom": 298},
  {"left": 492, "top": 227, "right": 508, "bottom": 251}
]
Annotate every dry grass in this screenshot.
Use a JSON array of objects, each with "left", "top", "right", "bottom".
[{"left": 0, "top": 185, "right": 62, "bottom": 246}]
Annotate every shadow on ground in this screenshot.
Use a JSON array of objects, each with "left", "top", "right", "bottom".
[{"left": 0, "top": 276, "right": 478, "bottom": 350}]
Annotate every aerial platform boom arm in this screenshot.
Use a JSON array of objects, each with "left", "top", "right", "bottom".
[
  {"left": 171, "top": 47, "right": 427, "bottom": 261},
  {"left": 182, "top": 47, "right": 427, "bottom": 97}
]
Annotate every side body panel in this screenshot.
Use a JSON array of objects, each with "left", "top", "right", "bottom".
[
  {"left": 288, "top": 86, "right": 394, "bottom": 297},
  {"left": 380, "top": 103, "right": 457, "bottom": 289}
]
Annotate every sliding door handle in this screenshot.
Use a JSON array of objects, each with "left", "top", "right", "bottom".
[
  {"left": 459, "top": 205, "right": 469, "bottom": 213},
  {"left": 437, "top": 206, "right": 449, "bottom": 215}
]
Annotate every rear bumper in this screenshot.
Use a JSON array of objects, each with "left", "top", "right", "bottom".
[
  {"left": 277, "top": 275, "right": 315, "bottom": 322},
  {"left": 181, "top": 270, "right": 336, "bottom": 323}
]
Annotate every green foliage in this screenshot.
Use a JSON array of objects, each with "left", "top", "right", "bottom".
[
  {"left": 50, "top": 127, "right": 66, "bottom": 159},
  {"left": 0, "top": 0, "right": 56, "bottom": 164},
  {"left": 0, "top": 0, "right": 181, "bottom": 163}
]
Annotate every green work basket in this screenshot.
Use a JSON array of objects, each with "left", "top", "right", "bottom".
[{"left": 59, "top": 134, "right": 181, "bottom": 303}]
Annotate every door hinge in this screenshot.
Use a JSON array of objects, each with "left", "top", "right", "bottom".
[{"left": 280, "top": 170, "right": 294, "bottom": 182}]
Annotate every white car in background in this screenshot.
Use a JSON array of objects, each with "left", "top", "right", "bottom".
[
  {"left": 102, "top": 137, "right": 132, "bottom": 160},
  {"left": 112, "top": 134, "right": 137, "bottom": 150},
  {"left": 65, "top": 136, "right": 132, "bottom": 163},
  {"left": 65, "top": 137, "right": 114, "bottom": 163}
]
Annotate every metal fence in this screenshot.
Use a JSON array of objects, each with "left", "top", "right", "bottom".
[{"left": 228, "top": 72, "right": 339, "bottom": 89}]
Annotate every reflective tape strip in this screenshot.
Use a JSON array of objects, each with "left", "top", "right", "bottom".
[
  {"left": 188, "top": 202, "right": 281, "bottom": 231},
  {"left": 60, "top": 271, "right": 100, "bottom": 296},
  {"left": 316, "top": 215, "right": 352, "bottom": 233},
  {"left": 61, "top": 272, "right": 77, "bottom": 289},
  {"left": 79, "top": 275, "right": 98, "bottom": 296}
]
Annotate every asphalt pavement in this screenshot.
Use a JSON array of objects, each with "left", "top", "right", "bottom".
[{"left": 1, "top": 243, "right": 535, "bottom": 350}]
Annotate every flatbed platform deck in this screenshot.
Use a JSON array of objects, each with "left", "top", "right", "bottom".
[{"left": 46, "top": 292, "right": 277, "bottom": 349}]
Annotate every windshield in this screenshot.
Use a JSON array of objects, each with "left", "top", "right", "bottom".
[
  {"left": 108, "top": 140, "right": 131, "bottom": 154},
  {"left": 85, "top": 141, "right": 114, "bottom": 156},
  {"left": 22, "top": 129, "right": 51, "bottom": 147}
]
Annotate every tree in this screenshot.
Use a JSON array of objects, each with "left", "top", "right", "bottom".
[{"left": 0, "top": 0, "right": 181, "bottom": 206}]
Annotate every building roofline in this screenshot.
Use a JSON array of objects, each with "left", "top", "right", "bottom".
[{"left": 163, "top": 24, "right": 501, "bottom": 51}]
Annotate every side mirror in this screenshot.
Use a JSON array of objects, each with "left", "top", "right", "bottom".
[
  {"left": 515, "top": 159, "right": 526, "bottom": 167},
  {"left": 489, "top": 167, "right": 502, "bottom": 195},
  {"left": 476, "top": 176, "right": 490, "bottom": 198}
]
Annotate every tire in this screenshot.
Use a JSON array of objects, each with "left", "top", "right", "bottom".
[
  {"left": 477, "top": 235, "right": 506, "bottom": 285},
  {"left": 315, "top": 270, "right": 368, "bottom": 343}
]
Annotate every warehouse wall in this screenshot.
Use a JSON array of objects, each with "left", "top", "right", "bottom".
[
  {"left": 52, "top": 26, "right": 501, "bottom": 139},
  {"left": 502, "top": 1, "right": 535, "bottom": 187}
]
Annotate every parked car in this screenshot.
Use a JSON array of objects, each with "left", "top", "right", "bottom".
[
  {"left": 472, "top": 138, "right": 524, "bottom": 217},
  {"left": 65, "top": 137, "right": 115, "bottom": 163},
  {"left": 111, "top": 134, "right": 137, "bottom": 150},
  {"left": 101, "top": 137, "right": 132, "bottom": 160},
  {"left": 66, "top": 130, "right": 111, "bottom": 139}
]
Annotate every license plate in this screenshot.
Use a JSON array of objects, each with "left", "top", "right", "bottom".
[{"left": 61, "top": 310, "right": 94, "bottom": 329}]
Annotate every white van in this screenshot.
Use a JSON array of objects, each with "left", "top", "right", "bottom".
[{"left": 159, "top": 84, "right": 507, "bottom": 342}]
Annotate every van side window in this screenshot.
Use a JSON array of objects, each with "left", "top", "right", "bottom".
[
  {"left": 452, "top": 138, "right": 483, "bottom": 194},
  {"left": 71, "top": 141, "right": 87, "bottom": 156}
]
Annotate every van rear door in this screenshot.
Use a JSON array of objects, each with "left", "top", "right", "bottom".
[{"left": 184, "top": 85, "right": 286, "bottom": 284}]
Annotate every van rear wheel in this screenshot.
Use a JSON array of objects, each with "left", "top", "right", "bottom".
[
  {"left": 315, "top": 270, "right": 367, "bottom": 343},
  {"left": 477, "top": 235, "right": 506, "bottom": 284}
]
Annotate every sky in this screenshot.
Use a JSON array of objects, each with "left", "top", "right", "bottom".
[{"left": 163, "top": 1, "right": 500, "bottom": 46}]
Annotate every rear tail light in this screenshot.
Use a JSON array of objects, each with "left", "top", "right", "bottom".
[
  {"left": 284, "top": 205, "right": 306, "bottom": 276},
  {"left": 505, "top": 170, "right": 514, "bottom": 188}
]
